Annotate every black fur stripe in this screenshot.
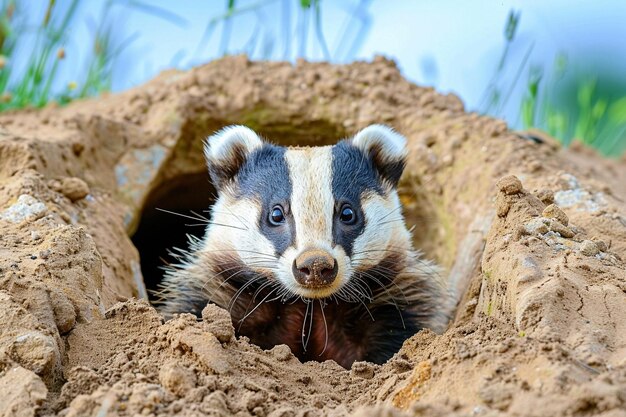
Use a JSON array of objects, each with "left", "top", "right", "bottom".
[
  {"left": 331, "top": 141, "right": 383, "bottom": 256},
  {"left": 236, "top": 144, "right": 295, "bottom": 256}
]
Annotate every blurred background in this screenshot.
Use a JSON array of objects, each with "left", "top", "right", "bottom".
[{"left": 1, "top": 0, "right": 625, "bottom": 156}]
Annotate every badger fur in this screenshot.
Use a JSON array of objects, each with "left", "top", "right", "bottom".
[{"left": 157, "top": 124, "right": 449, "bottom": 368}]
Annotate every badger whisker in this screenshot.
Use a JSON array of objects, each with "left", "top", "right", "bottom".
[
  {"left": 358, "top": 270, "right": 406, "bottom": 329},
  {"left": 377, "top": 218, "right": 406, "bottom": 226},
  {"left": 355, "top": 294, "right": 375, "bottom": 321},
  {"left": 345, "top": 281, "right": 371, "bottom": 304},
  {"left": 351, "top": 247, "right": 408, "bottom": 256},
  {"left": 358, "top": 260, "right": 441, "bottom": 295},
  {"left": 351, "top": 258, "right": 440, "bottom": 286},
  {"left": 182, "top": 248, "right": 277, "bottom": 259},
  {"left": 226, "top": 270, "right": 277, "bottom": 309},
  {"left": 302, "top": 299, "right": 315, "bottom": 352},
  {"left": 353, "top": 244, "right": 439, "bottom": 268},
  {"left": 300, "top": 300, "right": 309, "bottom": 351},
  {"left": 156, "top": 208, "right": 209, "bottom": 223},
  {"left": 226, "top": 275, "right": 265, "bottom": 311},
  {"left": 357, "top": 268, "right": 407, "bottom": 303},
  {"left": 189, "top": 209, "right": 210, "bottom": 222},
  {"left": 204, "top": 261, "right": 270, "bottom": 294},
  {"left": 336, "top": 282, "right": 375, "bottom": 321},
  {"left": 238, "top": 286, "right": 279, "bottom": 331},
  {"left": 352, "top": 276, "right": 374, "bottom": 301},
  {"left": 204, "top": 209, "right": 251, "bottom": 231},
  {"left": 156, "top": 208, "right": 247, "bottom": 231},
  {"left": 377, "top": 204, "right": 404, "bottom": 221},
  {"left": 251, "top": 280, "right": 275, "bottom": 302},
  {"left": 265, "top": 286, "right": 291, "bottom": 303},
  {"left": 318, "top": 299, "right": 329, "bottom": 357}
]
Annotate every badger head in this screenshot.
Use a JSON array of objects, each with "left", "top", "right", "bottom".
[{"left": 203, "top": 124, "right": 410, "bottom": 301}]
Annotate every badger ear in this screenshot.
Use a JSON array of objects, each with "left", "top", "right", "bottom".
[
  {"left": 351, "top": 124, "right": 407, "bottom": 187},
  {"left": 204, "top": 125, "right": 263, "bottom": 189}
]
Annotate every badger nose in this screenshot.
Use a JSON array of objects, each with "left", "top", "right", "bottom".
[{"left": 292, "top": 249, "right": 338, "bottom": 287}]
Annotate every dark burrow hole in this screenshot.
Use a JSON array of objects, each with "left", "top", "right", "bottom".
[{"left": 131, "top": 172, "right": 215, "bottom": 298}]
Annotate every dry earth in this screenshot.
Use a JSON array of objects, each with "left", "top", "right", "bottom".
[{"left": 0, "top": 56, "right": 625, "bottom": 417}]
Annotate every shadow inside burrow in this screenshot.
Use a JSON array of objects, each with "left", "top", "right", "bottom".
[{"left": 131, "top": 172, "right": 215, "bottom": 298}]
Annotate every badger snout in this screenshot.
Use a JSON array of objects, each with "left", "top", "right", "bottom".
[{"left": 292, "top": 249, "right": 338, "bottom": 288}]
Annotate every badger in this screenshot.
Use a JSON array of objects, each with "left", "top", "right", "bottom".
[{"left": 157, "top": 124, "right": 449, "bottom": 369}]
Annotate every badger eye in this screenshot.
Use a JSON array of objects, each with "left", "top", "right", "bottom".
[
  {"left": 269, "top": 205, "right": 286, "bottom": 226},
  {"left": 339, "top": 205, "right": 357, "bottom": 225}
]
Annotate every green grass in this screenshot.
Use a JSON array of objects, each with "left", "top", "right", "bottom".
[
  {"left": 194, "top": 0, "right": 370, "bottom": 62},
  {"left": 0, "top": 0, "right": 125, "bottom": 111},
  {"left": 484, "top": 9, "right": 626, "bottom": 157},
  {"left": 0, "top": 0, "right": 367, "bottom": 111},
  {"left": 0, "top": 0, "right": 85, "bottom": 110},
  {"left": 0, "top": 0, "right": 185, "bottom": 111}
]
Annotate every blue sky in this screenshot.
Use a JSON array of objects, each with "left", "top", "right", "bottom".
[{"left": 21, "top": 1, "right": 626, "bottom": 129}]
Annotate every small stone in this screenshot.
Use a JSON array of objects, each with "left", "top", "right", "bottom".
[
  {"left": 159, "top": 361, "right": 196, "bottom": 397},
  {"left": 519, "top": 256, "right": 543, "bottom": 283},
  {"left": 270, "top": 344, "right": 292, "bottom": 361},
  {"left": 0, "top": 365, "right": 47, "bottom": 417},
  {"left": 527, "top": 160, "right": 542, "bottom": 172},
  {"left": 496, "top": 194, "right": 510, "bottom": 217},
  {"left": 592, "top": 239, "right": 608, "bottom": 252},
  {"left": 524, "top": 218, "right": 549, "bottom": 235},
  {"left": 450, "top": 135, "right": 464, "bottom": 149},
  {"left": 201, "top": 303, "right": 235, "bottom": 343},
  {"left": 441, "top": 154, "right": 454, "bottom": 167},
  {"left": 60, "top": 177, "right": 89, "bottom": 202},
  {"left": 513, "top": 226, "right": 527, "bottom": 240},
  {"left": 0, "top": 195, "right": 47, "bottom": 223},
  {"left": 111, "top": 352, "right": 130, "bottom": 368},
  {"left": 536, "top": 189, "right": 555, "bottom": 205},
  {"left": 9, "top": 332, "right": 59, "bottom": 375},
  {"left": 351, "top": 361, "right": 375, "bottom": 379},
  {"left": 49, "top": 290, "right": 77, "bottom": 334},
  {"left": 548, "top": 220, "right": 574, "bottom": 238},
  {"left": 485, "top": 120, "right": 507, "bottom": 137},
  {"left": 391, "top": 359, "right": 413, "bottom": 373},
  {"left": 542, "top": 204, "right": 569, "bottom": 226},
  {"left": 558, "top": 174, "right": 579, "bottom": 190},
  {"left": 496, "top": 175, "right": 523, "bottom": 195},
  {"left": 580, "top": 240, "right": 600, "bottom": 256}
]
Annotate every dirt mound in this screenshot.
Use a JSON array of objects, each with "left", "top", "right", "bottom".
[{"left": 0, "top": 56, "right": 625, "bottom": 416}]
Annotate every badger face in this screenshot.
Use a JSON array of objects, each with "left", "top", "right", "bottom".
[{"left": 204, "top": 124, "right": 410, "bottom": 302}]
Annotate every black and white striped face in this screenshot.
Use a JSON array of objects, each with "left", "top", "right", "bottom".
[{"left": 203, "top": 125, "right": 411, "bottom": 299}]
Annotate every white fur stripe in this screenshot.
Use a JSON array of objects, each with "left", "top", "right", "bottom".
[{"left": 285, "top": 147, "right": 334, "bottom": 251}]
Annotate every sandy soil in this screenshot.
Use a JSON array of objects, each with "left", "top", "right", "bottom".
[{"left": 0, "top": 56, "right": 625, "bottom": 417}]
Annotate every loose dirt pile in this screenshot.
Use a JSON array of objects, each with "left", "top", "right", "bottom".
[{"left": 0, "top": 56, "right": 624, "bottom": 417}]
